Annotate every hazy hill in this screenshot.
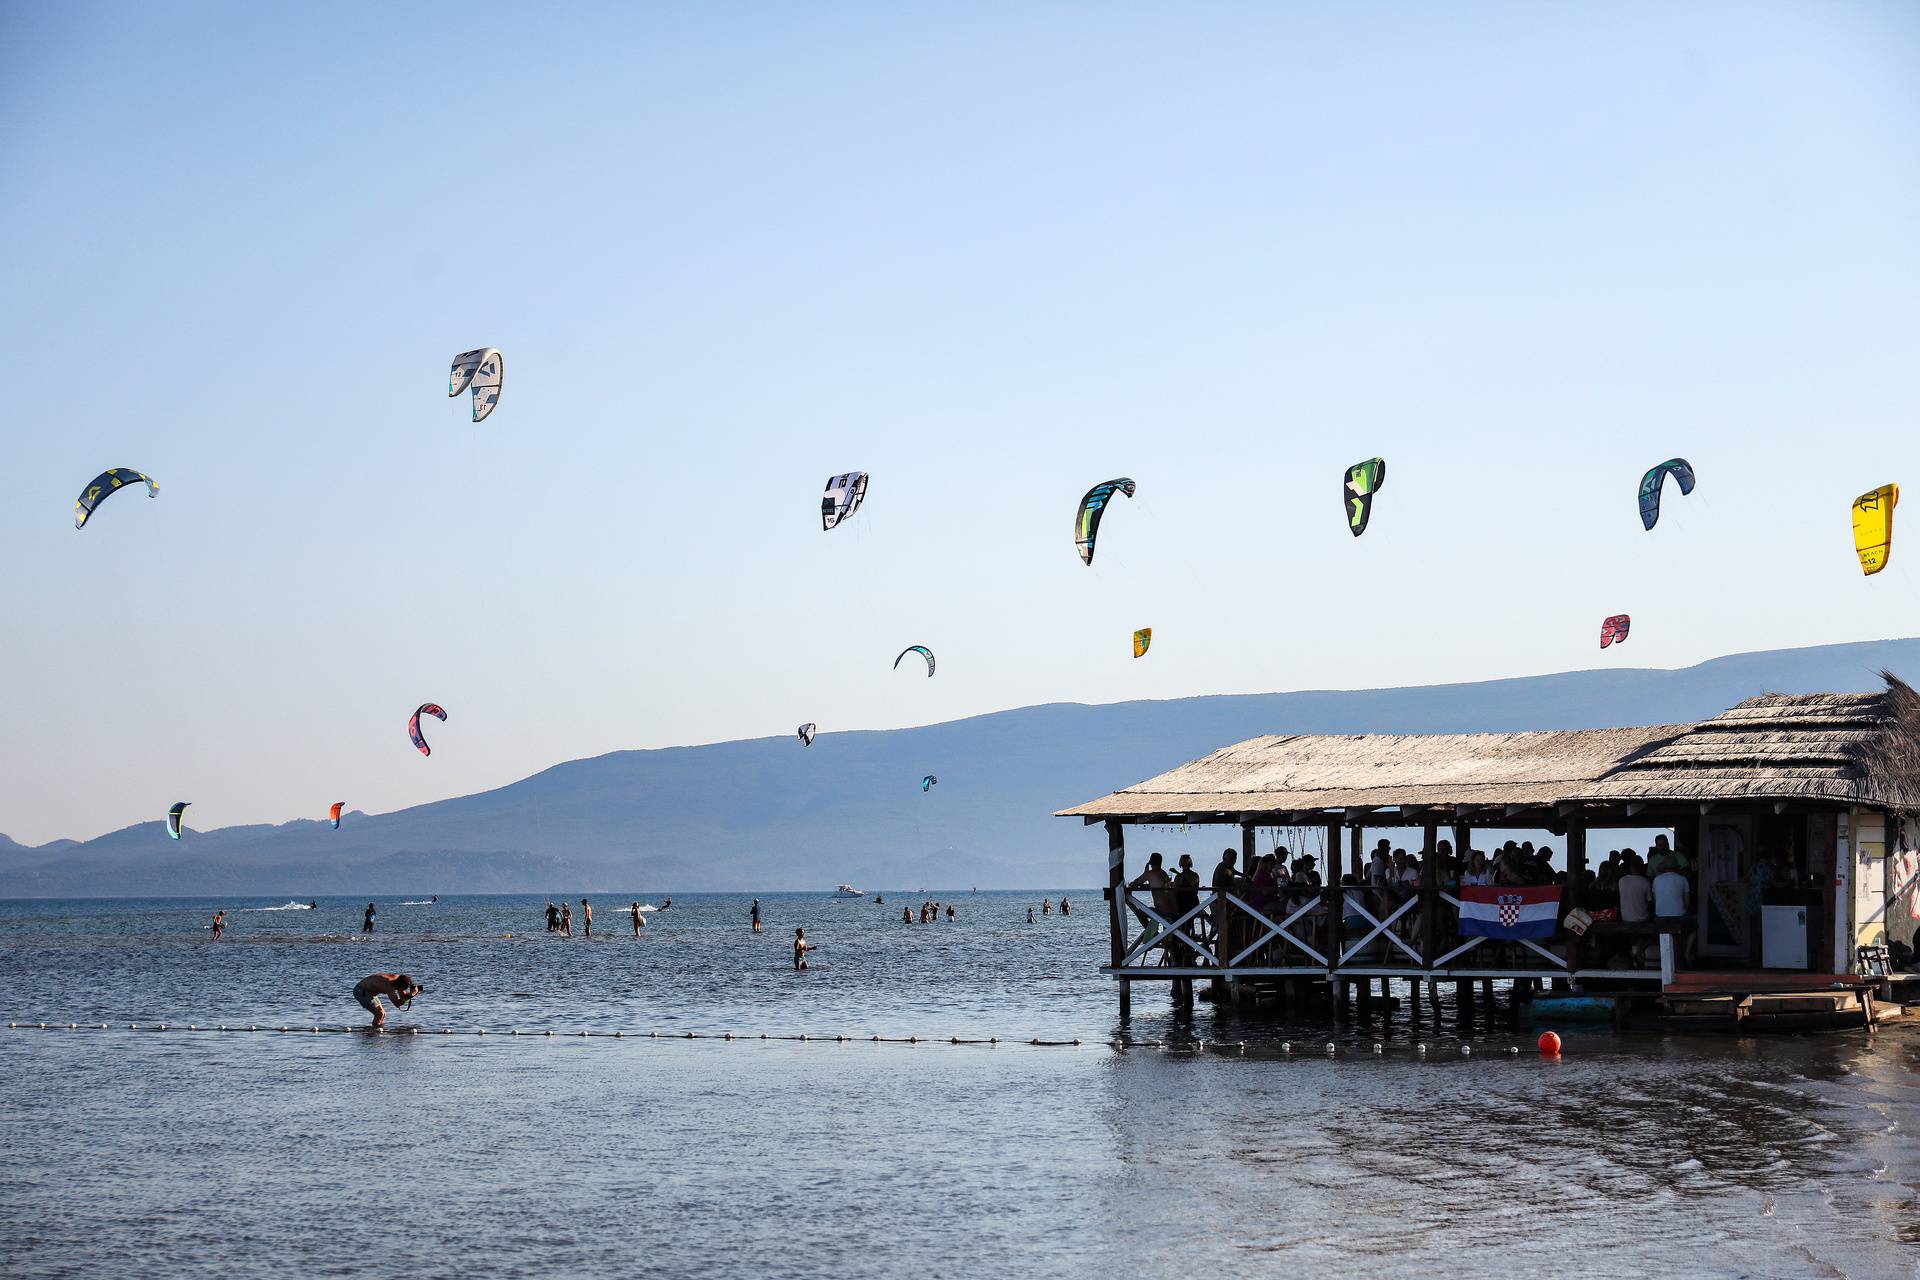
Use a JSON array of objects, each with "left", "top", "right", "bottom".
[{"left": 4, "top": 638, "right": 1916, "bottom": 897}]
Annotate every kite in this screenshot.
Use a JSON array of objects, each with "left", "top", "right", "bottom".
[
  {"left": 1075, "top": 478, "right": 1135, "bottom": 565},
  {"left": 74, "top": 468, "right": 158, "bottom": 530},
  {"left": 166, "top": 802, "right": 190, "bottom": 841},
  {"left": 1133, "top": 628, "right": 1152, "bottom": 658},
  {"left": 1853, "top": 484, "right": 1898, "bottom": 576},
  {"left": 409, "top": 703, "right": 448, "bottom": 756},
  {"left": 449, "top": 348, "right": 504, "bottom": 423},
  {"left": 1600, "top": 615, "right": 1631, "bottom": 649},
  {"left": 1638, "top": 459, "right": 1696, "bottom": 531},
  {"left": 329, "top": 801, "right": 345, "bottom": 830},
  {"left": 797, "top": 723, "right": 817, "bottom": 747},
  {"left": 893, "top": 645, "right": 935, "bottom": 678},
  {"left": 822, "top": 472, "right": 869, "bottom": 531},
  {"left": 922, "top": 775, "right": 938, "bottom": 792},
  {"left": 1343, "top": 458, "right": 1386, "bottom": 537}
]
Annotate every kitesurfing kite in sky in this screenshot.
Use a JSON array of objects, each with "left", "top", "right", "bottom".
[
  {"left": 1133, "top": 628, "right": 1152, "bottom": 658},
  {"left": 1343, "top": 458, "right": 1386, "bottom": 536},
  {"left": 74, "top": 468, "right": 157, "bottom": 530},
  {"left": 409, "top": 703, "right": 448, "bottom": 756},
  {"left": 894, "top": 645, "right": 935, "bottom": 677},
  {"left": 1075, "top": 479, "right": 1135, "bottom": 565},
  {"left": 822, "top": 472, "right": 868, "bottom": 531},
  {"left": 1600, "top": 615, "right": 1631, "bottom": 649},
  {"left": 1853, "top": 484, "right": 1898, "bottom": 575},
  {"left": 1638, "top": 459, "right": 1695, "bottom": 531},
  {"left": 797, "top": 723, "right": 817, "bottom": 747},
  {"left": 329, "top": 801, "right": 345, "bottom": 829},
  {"left": 922, "top": 775, "right": 938, "bottom": 792},
  {"left": 165, "top": 802, "right": 190, "bottom": 841},
  {"left": 449, "top": 348, "right": 503, "bottom": 422}
]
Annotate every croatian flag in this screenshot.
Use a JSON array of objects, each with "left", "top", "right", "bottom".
[{"left": 1458, "top": 886, "right": 1562, "bottom": 940}]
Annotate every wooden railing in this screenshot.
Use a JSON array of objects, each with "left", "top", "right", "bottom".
[{"left": 1109, "top": 885, "right": 1649, "bottom": 980}]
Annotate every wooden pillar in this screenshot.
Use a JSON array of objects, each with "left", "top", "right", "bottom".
[
  {"left": 1564, "top": 817, "right": 1587, "bottom": 983},
  {"left": 1348, "top": 823, "right": 1363, "bottom": 884},
  {"left": 1420, "top": 821, "right": 1440, "bottom": 973},
  {"left": 1105, "top": 819, "right": 1130, "bottom": 1020}
]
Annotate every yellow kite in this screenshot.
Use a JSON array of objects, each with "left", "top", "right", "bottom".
[
  {"left": 1133, "top": 628, "right": 1152, "bottom": 658},
  {"left": 1853, "top": 484, "right": 1898, "bottom": 576}
]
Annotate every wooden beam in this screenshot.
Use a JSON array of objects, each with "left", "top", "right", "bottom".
[
  {"left": 1626, "top": 802, "right": 1647, "bottom": 817},
  {"left": 1104, "top": 819, "right": 1129, "bottom": 1020}
]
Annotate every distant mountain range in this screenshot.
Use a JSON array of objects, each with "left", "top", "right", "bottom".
[{"left": 4, "top": 638, "right": 1917, "bottom": 898}]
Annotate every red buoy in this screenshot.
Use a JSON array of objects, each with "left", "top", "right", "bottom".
[{"left": 1538, "top": 1030, "right": 1562, "bottom": 1056}]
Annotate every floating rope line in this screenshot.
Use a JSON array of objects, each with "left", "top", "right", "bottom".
[{"left": 4, "top": 1022, "right": 1535, "bottom": 1055}]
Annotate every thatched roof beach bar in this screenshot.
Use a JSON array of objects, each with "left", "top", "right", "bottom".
[{"left": 1059, "top": 678, "right": 1920, "bottom": 1027}]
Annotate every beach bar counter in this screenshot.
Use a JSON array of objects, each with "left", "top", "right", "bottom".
[{"left": 1059, "top": 679, "right": 1920, "bottom": 1029}]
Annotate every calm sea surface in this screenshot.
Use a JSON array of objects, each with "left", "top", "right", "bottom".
[{"left": 1, "top": 892, "right": 1916, "bottom": 1279}]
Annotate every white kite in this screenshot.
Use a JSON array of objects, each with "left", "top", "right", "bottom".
[
  {"left": 821, "top": 472, "right": 868, "bottom": 531},
  {"left": 449, "top": 348, "right": 504, "bottom": 423}
]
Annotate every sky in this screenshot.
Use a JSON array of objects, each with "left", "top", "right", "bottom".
[{"left": 2, "top": 2, "right": 1918, "bottom": 846}]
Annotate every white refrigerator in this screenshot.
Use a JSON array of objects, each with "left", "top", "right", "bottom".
[{"left": 1761, "top": 905, "right": 1809, "bottom": 970}]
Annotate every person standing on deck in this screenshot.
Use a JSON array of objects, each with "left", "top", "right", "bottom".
[
  {"left": 1171, "top": 855, "right": 1202, "bottom": 1009},
  {"left": 362, "top": 902, "right": 376, "bottom": 934},
  {"left": 581, "top": 898, "right": 593, "bottom": 938},
  {"left": 1127, "top": 852, "right": 1175, "bottom": 945},
  {"left": 630, "top": 901, "right": 645, "bottom": 937},
  {"left": 560, "top": 901, "right": 572, "bottom": 937},
  {"left": 1211, "top": 848, "right": 1242, "bottom": 960},
  {"left": 1653, "top": 860, "right": 1693, "bottom": 962}
]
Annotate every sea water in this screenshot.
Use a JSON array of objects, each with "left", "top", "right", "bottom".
[{"left": 1, "top": 893, "right": 1915, "bottom": 1278}]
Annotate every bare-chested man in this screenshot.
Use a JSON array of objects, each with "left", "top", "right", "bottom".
[{"left": 352, "top": 973, "right": 424, "bottom": 1029}]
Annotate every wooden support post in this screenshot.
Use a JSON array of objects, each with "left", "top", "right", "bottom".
[
  {"left": 1105, "top": 819, "right": 1130, "bottom": 1020},
  {"left": 1420, "top": 821, "right": 1439, "bottom": 973},
  {"left": 1564, "top": 817, "right": 1586, "bottom": 986},
  {"left": 1348, "top": 823, "right": 1363, "bottom": 884}
]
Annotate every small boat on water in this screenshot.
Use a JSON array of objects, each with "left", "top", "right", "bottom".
[{"left": 832, "top": 884, "right": 864, "bottom": 898}]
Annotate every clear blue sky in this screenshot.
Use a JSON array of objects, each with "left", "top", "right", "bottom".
[{"left": 2, "top": 2, "right": 1917, "bottom": 845}]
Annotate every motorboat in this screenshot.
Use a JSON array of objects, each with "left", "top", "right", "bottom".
[{"left": 832, "top": 884, "right": 864, "bottom": 898}]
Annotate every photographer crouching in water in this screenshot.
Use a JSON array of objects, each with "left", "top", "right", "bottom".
[{"left": 352, "top": 973, "right": 424, "bottom": 1030}]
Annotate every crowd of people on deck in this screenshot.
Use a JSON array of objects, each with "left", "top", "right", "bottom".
[{"left": 1125, "top": 833, "right": 1724, "bottom": 972}]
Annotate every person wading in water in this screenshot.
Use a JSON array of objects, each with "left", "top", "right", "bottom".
[{"left": 352, "top": 974, "right": 423, "bottom": 1030}]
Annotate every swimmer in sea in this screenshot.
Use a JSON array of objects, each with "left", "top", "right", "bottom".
[
  {"left": 353, "top": 973, "right": 423, "bottom": 1030},
  {"left": 362, "top": 902, "right": 376, "bottom": 934},
  {"left": 750, "top": 898, "right": 761, "bottom": 931},
  {"left": 1027, "top": 906, "right": 1035, "bottom": 924},
  {"left": 1060, "top": 897, "right": 1071, "bottom": 916},
  {"left": 210, "top": 910, "right": 225, "bottom": 941},
  {"left": 581, "top": 897, "right": 592, "bottom": 938},
  {"left": 560, "top": 901, "right": 572, "bottom": 937},
  {"left": 630, "top": 901, "right": 644, "bottom": 937},
  {"left": 903, "top": 905, "right": 913, "bottom": 925},
  {"left": 793, "top": 927, "right": 810, "bottom": 971}
]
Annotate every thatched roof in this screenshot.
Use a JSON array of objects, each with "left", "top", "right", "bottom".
[
  {"left": 1576, "top": 675, "right": 1920, "bottom": 810},
  {"left": 1055, "top": 725, "right": 1687, "bottom": 820},
  {"left": 1056, "top": 674, "right": 1920, "bottom": 822}
]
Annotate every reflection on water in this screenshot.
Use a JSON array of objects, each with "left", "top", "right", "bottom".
[{"left": 1, "top": 895, "right": 1916, "bottom": 1279}]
